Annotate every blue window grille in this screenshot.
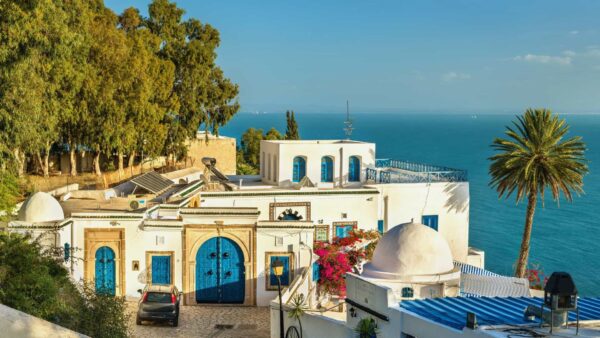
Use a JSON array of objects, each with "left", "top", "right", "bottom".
[
  {"left": 348, "top": 156, "right": 360, "bottom": 182},
  {"left": 321, "top": 156, "right": 333, "bottom": 182},
  {"left": 270, "top": 255, "right": 290, "bottom": 286},
  {"left": 293, "top": 157, "right": 306, "bottom": 182},
  {"left": 312, "top": 262, "right": 320, "bottom": 282},
  {"left": 422, "top": 215, "right": 439, "bottom": 231},
  {"left": 401, "top": 287, "right": 414, "bottom": 298},
  {"left": 377, "top": 220, "right": 384, "bottom": 234},
  {"left": 335, "top": 224, "right": 354, "bottom": 238}
]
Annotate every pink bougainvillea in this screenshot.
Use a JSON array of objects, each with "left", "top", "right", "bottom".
[{"left": 314, "top": 229, "right": 379, "bottom": 298}]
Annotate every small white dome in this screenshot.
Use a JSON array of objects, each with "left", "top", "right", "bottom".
[
  {"left": 18, "top": 192, "right": 64, "bottom": 223},
  {"left": 362, "top": 222, "right": 454, "bottom": 279}
]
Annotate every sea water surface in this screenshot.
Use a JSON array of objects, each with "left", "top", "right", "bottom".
[{"left": 220, "top": 112, "right": 600, "bottom": 296}]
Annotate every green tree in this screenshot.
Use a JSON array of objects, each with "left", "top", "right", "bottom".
[
  {"left": 265, "top": 127, "right": 284, "bottom": 140},
  {"left": 145, "top": 0, "right": 239, "bottom": 162},
  {"left": 240, "top": 128, "right": 264, "bottom": 169},
  {"left": 489, "top": 109, "right": 588, "bottom": 277},
  {"left": 285, "top": 110, "right": 300, "bottom": 140}
]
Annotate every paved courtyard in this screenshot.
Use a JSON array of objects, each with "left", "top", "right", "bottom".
[{"left": 127, "top": 302, "right": 271, "bottom": 338}]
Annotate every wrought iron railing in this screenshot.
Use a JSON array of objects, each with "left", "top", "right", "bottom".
[{"left": 366, "top": 159, "right": 468, "bottom": 184}]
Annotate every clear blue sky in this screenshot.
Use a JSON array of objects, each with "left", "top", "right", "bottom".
[{"left": 105, "top": 0, "right": 600, "bottom": 113}]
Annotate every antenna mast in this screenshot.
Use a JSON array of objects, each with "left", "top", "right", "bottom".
[{"left": 343, "top": 100, "right": 354, "bottom": 139}]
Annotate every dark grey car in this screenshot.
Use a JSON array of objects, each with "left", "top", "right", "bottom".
[{"left": 136, "top": 284, "right": 181, "bottom": 327}]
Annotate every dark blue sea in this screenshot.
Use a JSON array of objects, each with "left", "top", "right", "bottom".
[{"left": 220, "top": 112, "right": 600, "bottom": 296}]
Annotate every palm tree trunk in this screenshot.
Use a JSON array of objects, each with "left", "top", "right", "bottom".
[{"left": 515, "top": 191, "right": 537, "bottom": 278}]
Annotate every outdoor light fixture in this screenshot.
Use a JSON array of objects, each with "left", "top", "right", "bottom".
[
  {"left": 272, "top": 258, "right": 284, "bottom": 277},
  {"left": 272, "top": 258, "right": 285, "bottom": 338},
  {"left": 541, "top": 272, "right": 580, "bottom": 334}
]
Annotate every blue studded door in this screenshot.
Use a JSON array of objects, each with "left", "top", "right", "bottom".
[
  {"left": 151, "top": 255, "right": 171, "bottom": 285},
  {"left": 196, "top": 237, "right": 245, "bottom": 304},
  {"left": 95, "top": 246, "right": 115, "bottom": 295}
]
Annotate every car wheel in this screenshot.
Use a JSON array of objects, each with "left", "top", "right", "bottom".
[{"left": 136, "top": 316, "right": 142, "bottom": 325}]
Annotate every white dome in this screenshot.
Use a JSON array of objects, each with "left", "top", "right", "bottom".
[
  {"left": 18, "top": 192, "right": 64, "bottom": 223},
  {"left": 361, "top": 222, "right": 454, "bottom": 280}
]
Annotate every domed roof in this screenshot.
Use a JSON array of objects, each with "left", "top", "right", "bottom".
[
  {"left": 18, "top": 192, "right": 64, "bottom": 223},
  {"left": 361, "top": 221, "right": 454, "bottom": 280}
]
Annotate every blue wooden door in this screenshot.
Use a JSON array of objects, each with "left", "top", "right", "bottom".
[
  {"left": 196, "top": 237, "right": 245, "bottom": 304},
  {"left": 95, "top": 246, "right": 115, "bottom": 295},
  {"left": 219, "top": 238, "right": 245, "bottom": 303},
  {"left": 349, "top": 156, "right": 360, "bottom": 182},
  {"left": 321, "top": 157, "right": 333, "bottom": 182},
  {"left": 151, "top": 255, "right": 171, "bottom": 284},
  {"left": 197, "top": 237, "right": 219, "bottom": 303},
  {"left": 293, "top": 157, "right": 306, "bottom": 182}
]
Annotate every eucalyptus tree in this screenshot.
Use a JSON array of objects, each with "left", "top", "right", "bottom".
[
  {"left": 118, "top": 7, "right": 175, "bottom": 173},
  {"left": 146, "top": 0, "right": 239, "bottom": 162},
  {"left": 489, "top": 109, "right": 588, "bottom": 277}
]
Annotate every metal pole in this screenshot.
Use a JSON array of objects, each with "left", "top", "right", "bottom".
[{"left": 277, "top": 276, "right": 284, "bottom": 338}]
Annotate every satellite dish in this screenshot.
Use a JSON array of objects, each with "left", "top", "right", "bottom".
[{"left": 130, "top": 200, "right": 140, "bottom": 210}]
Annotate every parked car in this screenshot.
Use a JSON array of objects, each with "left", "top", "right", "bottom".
[{"left": 136, "top": 284, "right": 181, "bottom": 327}]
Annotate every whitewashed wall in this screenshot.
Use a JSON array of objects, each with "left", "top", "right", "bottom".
[
  {"left": 260, "top": 140, "right": 376, "bottom": 187},
  {"left": 372, "top": 181, "right": 470, "bottom": 262}
]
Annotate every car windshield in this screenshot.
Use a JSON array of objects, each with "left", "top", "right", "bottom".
[{"left": 146, "top": 292, "right": 172, "bottom": 303}]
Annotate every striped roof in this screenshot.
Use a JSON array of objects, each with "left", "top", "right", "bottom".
[
  {"left": 454, "top": 261, "right": 500, "bottom": 277},
  {"left": 400, "top": 297, "right": 600, "bottom": 330},
  {"left": 460, "top": 274, "right": 530, "bottom": 297}
]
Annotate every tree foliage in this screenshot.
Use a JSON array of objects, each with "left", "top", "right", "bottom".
[
  {"left": 236, "top": 113, "right": 298, "bottom": 174},
  {"left": 285, "top": 110, "right": 300, "bottom": 140},
  {"left": 0, "top": 232, "right": 130, "bottom": 337},
  {"left": 0, "top": 0, "right": 239, "bottom": 177},
  {"left": 489, "top": 109, "right": 588, "bottom": 277}
]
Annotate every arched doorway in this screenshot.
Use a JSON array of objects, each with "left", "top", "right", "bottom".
[
  {"left": 95, "top": 246, "right": 115, "bottom": 295},
  {"left": 196, "top": 237, "right": 245, "bottom": 304}
]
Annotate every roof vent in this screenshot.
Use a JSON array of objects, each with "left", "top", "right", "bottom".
[{"left": 544, "top": 272, "right": 577, "bottom": 310}]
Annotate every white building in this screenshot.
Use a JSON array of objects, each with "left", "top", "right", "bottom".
[{"left": 9, "top": 137, "right": 482, "bottom": 307}]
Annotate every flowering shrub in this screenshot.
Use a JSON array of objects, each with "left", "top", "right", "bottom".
[
  {"left": 526, "top": 263, "right": 548, "bottom": 290},
  {"left": 314, "top": 229, "right": 380, "bottom": 297}
]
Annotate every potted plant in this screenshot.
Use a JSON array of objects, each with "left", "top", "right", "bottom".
[{"left": 355, "top": 317, "right": 378, "bottom": 338}]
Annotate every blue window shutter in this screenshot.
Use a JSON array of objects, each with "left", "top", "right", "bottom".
[
  {"left": 422, "top": 215, "right": 439, "bottom": 231},
  {"left": 377, "top": 220, "right": 384, "bottom": 234},
  {"left": 293, "top": 157, "right": 306, "bottom": 182},
  {"left": 321, "top": 157, "right": 333, "bottom": 182},
  {"left": 312, "top": 262, "right": 320, "bottom": 282},
  {"left": 349, "top": 156, "right": 360, "bottom": 182},
  {"left": 402, "top": 287, "right": 414, "bottom": 298}
]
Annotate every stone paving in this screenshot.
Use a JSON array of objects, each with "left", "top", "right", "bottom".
[{"left": 127, "top": 302, "right": 271, "bottom": 338}]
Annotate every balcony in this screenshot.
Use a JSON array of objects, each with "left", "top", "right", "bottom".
[{"left": 366, "top": 159, "right": 468, "bottom": 184}]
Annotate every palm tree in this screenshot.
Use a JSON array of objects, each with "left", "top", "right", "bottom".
[{"left": 489, "top": 109, "right": 587, "bottom": 278}]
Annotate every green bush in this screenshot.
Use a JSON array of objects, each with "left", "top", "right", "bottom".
[{"left": 0, "top": 232, "right": 130, "bottom": 337}]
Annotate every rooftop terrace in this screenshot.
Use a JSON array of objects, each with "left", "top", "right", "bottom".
[{"left": 367, "top": 159, "right": 468, "bottom": 184}]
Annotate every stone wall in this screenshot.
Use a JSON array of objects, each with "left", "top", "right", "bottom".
[{"left": 186, "top": 132, "right": 236, "bottom": 175}]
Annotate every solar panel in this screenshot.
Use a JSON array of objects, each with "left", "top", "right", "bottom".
[{"left": 130, "top": 171, "right": 174, "bottom": 195}]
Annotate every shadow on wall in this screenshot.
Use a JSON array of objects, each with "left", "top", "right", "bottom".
[{"left": 443, "top": 182, "right": 469, "bottom": 213}]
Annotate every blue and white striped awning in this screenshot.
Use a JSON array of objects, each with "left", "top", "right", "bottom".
[{"left": 454, "top": 261, "right": 500, "bottom": 277}]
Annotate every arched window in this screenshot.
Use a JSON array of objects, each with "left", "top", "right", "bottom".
[
  {"left": 401, "top": 287, "right": 414, "bottom": 298},
  {"left": 348, "top": 156, "right": 360, "bottom": 182},
  {"left": 293, "top": 156, "right": 306, "bottom": 182},
  {"left": 321, "top": 156, "right": 333, "bottom": 182}
]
